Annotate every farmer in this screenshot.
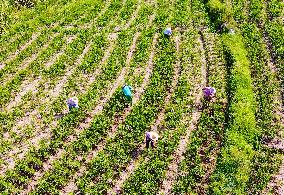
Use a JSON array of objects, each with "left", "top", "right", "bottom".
[
  {"left": 164, "top": 27, "right": 172, "bottom": 37},
  {"left": 122, "top": 84, "right": 133, "bottom": 101},
  {"left": 145, "top": 131, "right": 159, "bottom": 149},
  {"left": 67, "top": 96, "right": 79, "bottom": 111},
  {"left": 203, "top": 86, "right": 216, "bottom": 101}
]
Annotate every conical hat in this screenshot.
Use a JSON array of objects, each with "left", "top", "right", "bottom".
[{"left": 150, "top": 132, "right": 159, "bottom": 141}]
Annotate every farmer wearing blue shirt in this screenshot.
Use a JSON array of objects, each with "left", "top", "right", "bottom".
[
  {"left": 122, "top": 85, "right": 133, "bottom": 101},
  {"left": 164, "top": 27, "right": 172, "bottom": 37}
]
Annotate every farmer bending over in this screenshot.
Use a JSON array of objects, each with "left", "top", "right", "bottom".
[
  {"left": 67, "top": 97, "right": 79, "bottom": 111},
  {"left": 164, "top": 27, "right": 172, "bottom": 37},
  {"left": 122, "top": 84, "right": 133, "bottom": 101},
  {"left": 203, "top": 86, "right": 216, "bottom": 101},
  {"left": 145, "top": 131, "right": 159, "bottom": 149}
]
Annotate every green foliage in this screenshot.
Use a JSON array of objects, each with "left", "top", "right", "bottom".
[
  {"left": 206, "top": 0, "right": 236, "bottom": 29},
  {"left": 209, "top": 34, "right": 258, "bottom": 194}
]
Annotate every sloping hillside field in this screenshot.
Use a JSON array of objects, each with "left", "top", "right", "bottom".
[{"left": 0, "top": 0, "right": 283, "bottom": 194}]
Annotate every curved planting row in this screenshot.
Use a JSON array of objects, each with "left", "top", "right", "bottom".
[
  {"left": 229, "top": 0, "right": 284, "bottom": 193},
  {"left": 199, "top": 2, "right": 254, "bottom": 194},
  {"left": 209, "top": 34, "right": 257, "bottom": 194}
]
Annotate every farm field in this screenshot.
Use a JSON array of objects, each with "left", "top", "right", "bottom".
[{"left": 0, "top": 0, "right": 283, "bottom": 194}]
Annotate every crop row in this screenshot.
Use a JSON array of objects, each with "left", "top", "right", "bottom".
[
  {"left": 230, "top": 0, "right": 283, "bottom": 192},
  {"left": 173, "top": 30, "right": 227, "bottom": 194}
]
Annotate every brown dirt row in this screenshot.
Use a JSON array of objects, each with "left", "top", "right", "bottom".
[
  {"left": 263, "top": 156, "right": 284, "bottom": 195},
  {"left": 259, "top": 3, "right": 284, "bottom": 194},
  {"left": 196, "top": 32, "right": 226, "bottom": 194},
  {"left": 1, "top": 32, "right": 40, "bottom": 67}
]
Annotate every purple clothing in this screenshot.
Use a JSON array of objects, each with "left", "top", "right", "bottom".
[
  {"left": 203, "top": 87, "right": 216, "bottom": 97},
  {"left": 67, "top": 97, "right": 79, "bottom": 109}
]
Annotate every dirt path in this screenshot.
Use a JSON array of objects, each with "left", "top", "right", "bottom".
[
  {"left": 117, "top": 0, "right": 141, "bottom": 32},
  {"left": 260, "top": 3, "right": 284, "bottom": 194},
  {"left": 1, "top": 32, "right": 40, "bottom": 68},
  {"left": 60, "top": 33, "right": 158, "bottom": 195},
  {"left": 263, "top": 156, "right": 284, "bottom": 195},
  {"left": 20, "top": 32, "right": 141, "bottom": 195},
  {"left": 196, "top": 32, "right": 226, "bottom": 193},
  {"left": 44, "top": 35, "right": 77, "bottom": 68},
  {"left": 158, "top": 34, "right": 207, "bottom": 195},
  {"left": 109, "top": 34, "right": 181, "bottom": 195}
]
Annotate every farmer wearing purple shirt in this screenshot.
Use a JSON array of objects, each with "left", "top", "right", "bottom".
[
  {"left": 203, "top": 86, "right": 216, "bottom": 101},
  {"left": 145, "top": 131, "right": 159, "bottom": 149}
]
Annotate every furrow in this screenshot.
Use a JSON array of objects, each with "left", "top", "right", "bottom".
[
  {"left": 263, "top": 156, "right": 284, "bottom": 195},
  {"left": 60, "top": 33, "right": 158, "bottom": 195},
  {"left": 158, "top": 35, "right": 207, "bottom": 195},
  {"left": 44, "top": 35, "right": 77, "bottom": 68},
  {"left": 195, "top": 32, "right": 226, "bottom": 193},
  {"left": 1, "top": 32, "right": 41, "bottom": 67}
]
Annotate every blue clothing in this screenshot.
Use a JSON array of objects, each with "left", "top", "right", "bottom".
[
  {"left": 164, "top": 28, "right": 172, "bottom": 36},
  {"left": 122, "top": 85, "right": 132, "bottom": 97},
  {"left": 67, "top": 97, "right": 79, "bottom": 110},
  {"left": 68, "top": 103, "right": 78, "bottom": 109}
]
